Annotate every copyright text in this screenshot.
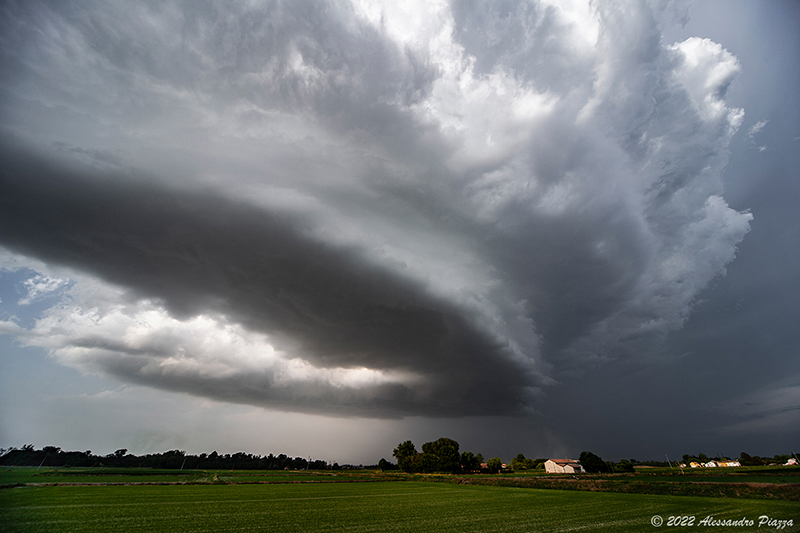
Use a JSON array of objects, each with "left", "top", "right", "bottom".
[{"left": 650, "top": 515, "right": 793, "bottom": 529}]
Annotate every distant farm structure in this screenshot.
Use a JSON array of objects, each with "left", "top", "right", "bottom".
[
  {"left": 544, "top": 459, "right": 583, "bottom": 474},
  {"left": 685, "top": 460, "right": 741, "bottom": 468}
]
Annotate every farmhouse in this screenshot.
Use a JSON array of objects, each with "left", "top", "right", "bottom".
[{"left": 544, "top": 459, "right": 583, "bottom": 474}]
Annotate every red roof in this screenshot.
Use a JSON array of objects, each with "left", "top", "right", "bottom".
[{"left": 549, "top": 459, "right": 581, "bottom": 465}]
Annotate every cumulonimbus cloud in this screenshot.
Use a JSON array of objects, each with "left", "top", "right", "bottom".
[{"left": 0, "top": 0, "right": 751, "bottom": 417}]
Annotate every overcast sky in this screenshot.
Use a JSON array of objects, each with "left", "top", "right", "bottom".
[{"left": 1, "top": 0, "right": 798, "bottom": 464}]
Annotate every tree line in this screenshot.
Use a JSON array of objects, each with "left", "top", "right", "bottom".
[
  {"left": 578, "top": 451, "right": 634, "bottom": 473},
  {"left": 391, "top": 437, "right": 484, "bottom": 473},
  {"left": 388, "top": 437, "right": 552, "bottom": 474},
  {"left": 388, "top": 443, "right": 800, "bottom": 475},
  {"left": 0, "top": 445, "right": 339, "bottom": 470},
  {"left": 581, "top": 451, "right": 800, "bottom": 473},
  {"left": 4, "top": 444, "right": 794, "bottom": 472},
  {"left": 387, "top": 440, "right": 639, "bottom": 475},
  {"left": 683, "top": 452, "right": 797, "bottom": 466}
]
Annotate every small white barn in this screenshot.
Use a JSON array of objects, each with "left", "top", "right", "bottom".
[{"left": 544, "top": 459, "right": 583, "bottom": 474}]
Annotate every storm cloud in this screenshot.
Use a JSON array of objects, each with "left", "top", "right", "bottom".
[
  {"left": 0, "top": 143, "right": 536, "bottom": 417},
  {"left": 0, "top": 0, "right": 753, "bottom": 419}
]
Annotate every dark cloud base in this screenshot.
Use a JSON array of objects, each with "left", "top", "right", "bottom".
[{"left": 0, "top": 140, "right": 536, "bottom": 418}]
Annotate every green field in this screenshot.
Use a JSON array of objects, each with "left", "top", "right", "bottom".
[
  {"left": 0, "top": 468, "right": 207, "bottom": 485},
  {"left": 2, "top": 480, "right": 798, "bottom": 532},
  {"left": 4, "top": 465, "right": 797, "bottom": 487},
  {"left": 0, "top": 468, "right": 406, "bottom": 485},
  {"left": 465, "top": 465, "right": 800, "bottom": 484}
]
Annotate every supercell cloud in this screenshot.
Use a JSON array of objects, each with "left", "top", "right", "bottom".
[{"left": 0, "top": 0, "right": 752, "bottom": 418}]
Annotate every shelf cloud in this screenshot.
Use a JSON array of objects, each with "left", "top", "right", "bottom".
[{"left": 0, "top": 0, "right": 752, "bottom": 419}]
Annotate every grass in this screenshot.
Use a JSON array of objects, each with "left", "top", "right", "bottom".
[
  {"left": 446, "top": 474, "right": 800, "bottom": 501},
  {"left": 3, "top": 466, "right": 798, "bottom": 500},
  {"left": 0, "top": 468, "right": 406, "bottom": 486},
  {"left": 460, "top": 465, "right": 800, "bottom": 484},
  {"left": 428, "top": 465, "right": 800, "bottom": 501},
  {"left": 0, "top": 468, "right": 207, "bottom": 485},
  {"left": 2, "top": 481, "right": 799, "bottom": 533}
]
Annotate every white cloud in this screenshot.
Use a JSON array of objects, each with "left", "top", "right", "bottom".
[
  {"left": 0, "top": 319, "right": 24, "bottom": 336},
  {"left": 18, "top": 274, "right": 70, "bottom": 305},
  {"left": 6, "top": 256, "right": 422, "bottom": 408},
  {"left": 747, "top": 119, "right": 768, "bottom": 151},
  {"left": 670, "top": 37, "right": 742, "bottom": 124},
  {"left": 748, "top": 119, "right": 768, "bottom": 138}
]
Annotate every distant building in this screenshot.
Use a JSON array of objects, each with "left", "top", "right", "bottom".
[
  {"left": 689, "top": 460, "right": 740, "bottom": 468},
  {"left": 544, "top": 459, "right": 583, "bottom": 474},
  {"left": 479, "top": 462, "right": 511, "bottom": 473},
  {"left": 785, "top": 458, "right": 797, "bottom": 466}
]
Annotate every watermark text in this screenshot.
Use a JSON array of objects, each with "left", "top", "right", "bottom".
[{"left": 650, "top": 515, "right": 793, "bottom": 529}]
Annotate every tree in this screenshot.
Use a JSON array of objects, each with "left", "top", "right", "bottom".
[
  {"left": 289, "top": 457, "right": 307, "bottom": 470},
  {"left": 438, "top": 445, "right": 461, "bottom": 473},
  {"left": 377, "top": 458, "right": 394, "bottom": 471},
  {"left": 419, "top": 438, "right": 461, "bottom": 473},
  {"left": 579, "top": 451, "right": 609, "bottom": 473},
  {"left": 393, "top": 440, "right": 418, "bottom": 473},
  {"left": 461, "top": 451, "right": 480, "bottom": 472},
  {"left": 739, "top": 452, "right": 762, "bottom": 466},
  {"left": 614, "top": 459, "right": 634, "bottom": 473},
  {"left": 486, "top": 457, "right": 503, "bottom": 473},
  {"left": 420, "top": 453, "right": 439, "bottom": 473},
  {"left": 421, "top": 438, "right": 460, "bottom": 457},
  {"left": 510, "top": 453, "right": 535, "bottom": 471}
]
